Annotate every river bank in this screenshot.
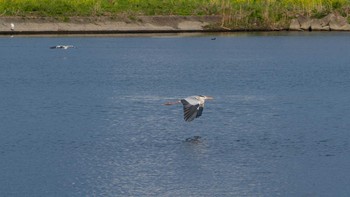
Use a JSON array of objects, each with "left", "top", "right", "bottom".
[
  {"left": 1, "top": 0, "right": 350, "bottom": 34},
  {"left": 1, "top": 14, "right": 350, "bottom": 35},
  {"left": 0, "top": 16, "right": 221, "bottom": 35}
]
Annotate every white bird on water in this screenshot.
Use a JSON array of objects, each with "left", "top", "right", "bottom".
[
  {"left": 164, "top": 95, "right": 213, "bottom": 122},
  {"left": 10, "top": 23, "right": 15, "bottom": 31},
  {"left": 50, "top": 45, "right": 75, "bottom": 49}
]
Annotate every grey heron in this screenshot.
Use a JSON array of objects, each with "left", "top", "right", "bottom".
[
  {"left": 164, "top": 95, "right": 213, "bottom": 122},
  {"left": 50, "top": 45, "right": 75, "bottom": 49}
]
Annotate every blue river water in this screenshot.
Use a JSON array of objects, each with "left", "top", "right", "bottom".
[{"left": 0, "top": 32, "right": 350, "bottom": 196}]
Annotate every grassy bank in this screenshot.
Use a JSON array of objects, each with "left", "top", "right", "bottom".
[{"left": 1, "top": 0, "right": 350, "bottom": 29}]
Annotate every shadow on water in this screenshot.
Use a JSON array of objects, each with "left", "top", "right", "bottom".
[{"left": 185, "top": 135, "right": 202, "bottom": 143}]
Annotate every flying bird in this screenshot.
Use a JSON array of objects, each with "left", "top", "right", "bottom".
[
  {"left": 50, "top": 45, "right": 75, "bottom": 49},
  {"left": 164, "top": 95, "right": 213, "bottom": 122}
]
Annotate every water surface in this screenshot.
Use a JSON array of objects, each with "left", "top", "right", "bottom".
[{"left": 1, "top": 32, "right": 350, "bottom": 196}]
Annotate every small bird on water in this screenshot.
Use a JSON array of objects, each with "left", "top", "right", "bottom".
[
  {"left": 164, "top": 95, "right": 213, "bottom": 122},
  {"left": 50, "top": 45, "right": 75, "bottom": 49}
]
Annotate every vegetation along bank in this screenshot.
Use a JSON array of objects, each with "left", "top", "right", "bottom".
[{"left": 1, "top": 0, "right": 350, "bottom": 33}]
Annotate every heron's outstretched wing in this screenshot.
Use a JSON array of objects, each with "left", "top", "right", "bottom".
[
  {"left": 181, "top": 99, "right": 202, "bottom": 122},
  {"left": 196, "top": 105, "right": 204, "bottom": 118}
]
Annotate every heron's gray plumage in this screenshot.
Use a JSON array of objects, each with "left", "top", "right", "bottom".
[
  {"left": 180, "top": 95, "right": 210, "bottom": 122},
  {"left": 181, "top": 100, "right": 201, "bottom": 121},
  {"left": 164, "top": 95, "right": 213, "bottom": 122}
]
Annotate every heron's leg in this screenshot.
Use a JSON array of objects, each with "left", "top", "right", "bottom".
[{"left": 163, "top": 100, "right": 181, "bottom": 105}]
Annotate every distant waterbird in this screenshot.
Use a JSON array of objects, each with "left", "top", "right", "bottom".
[
  {"left": 164, "top": 95, "right": 213, "bottom": 122},
  {"left": 50, "top": 45, "right": 75, "bottom": 49},
  {"left": 10, "top": 23, "right": 14, "bottom": 31}
]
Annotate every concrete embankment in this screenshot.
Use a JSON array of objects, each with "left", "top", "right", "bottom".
[
  {"left": 0, "top": 16, "right": 222, "bottom": 35},
  {"left": 1, "top": 14, "right": 350, "bottom": 35}
]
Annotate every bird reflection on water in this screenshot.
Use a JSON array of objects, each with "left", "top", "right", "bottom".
[{"left": 185, "top": 136, "right": 202, "bottom": 143}]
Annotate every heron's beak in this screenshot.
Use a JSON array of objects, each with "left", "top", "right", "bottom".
[{"left": 205, "top": 96, "right": 214, "bottom": 100}]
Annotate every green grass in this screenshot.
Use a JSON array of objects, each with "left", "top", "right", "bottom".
[
  {"left": 1, "top": 0, "right": 349, "bottom": 28},
  {"left": 0, "top": 0, "right": 221, "bottom": 16}
]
